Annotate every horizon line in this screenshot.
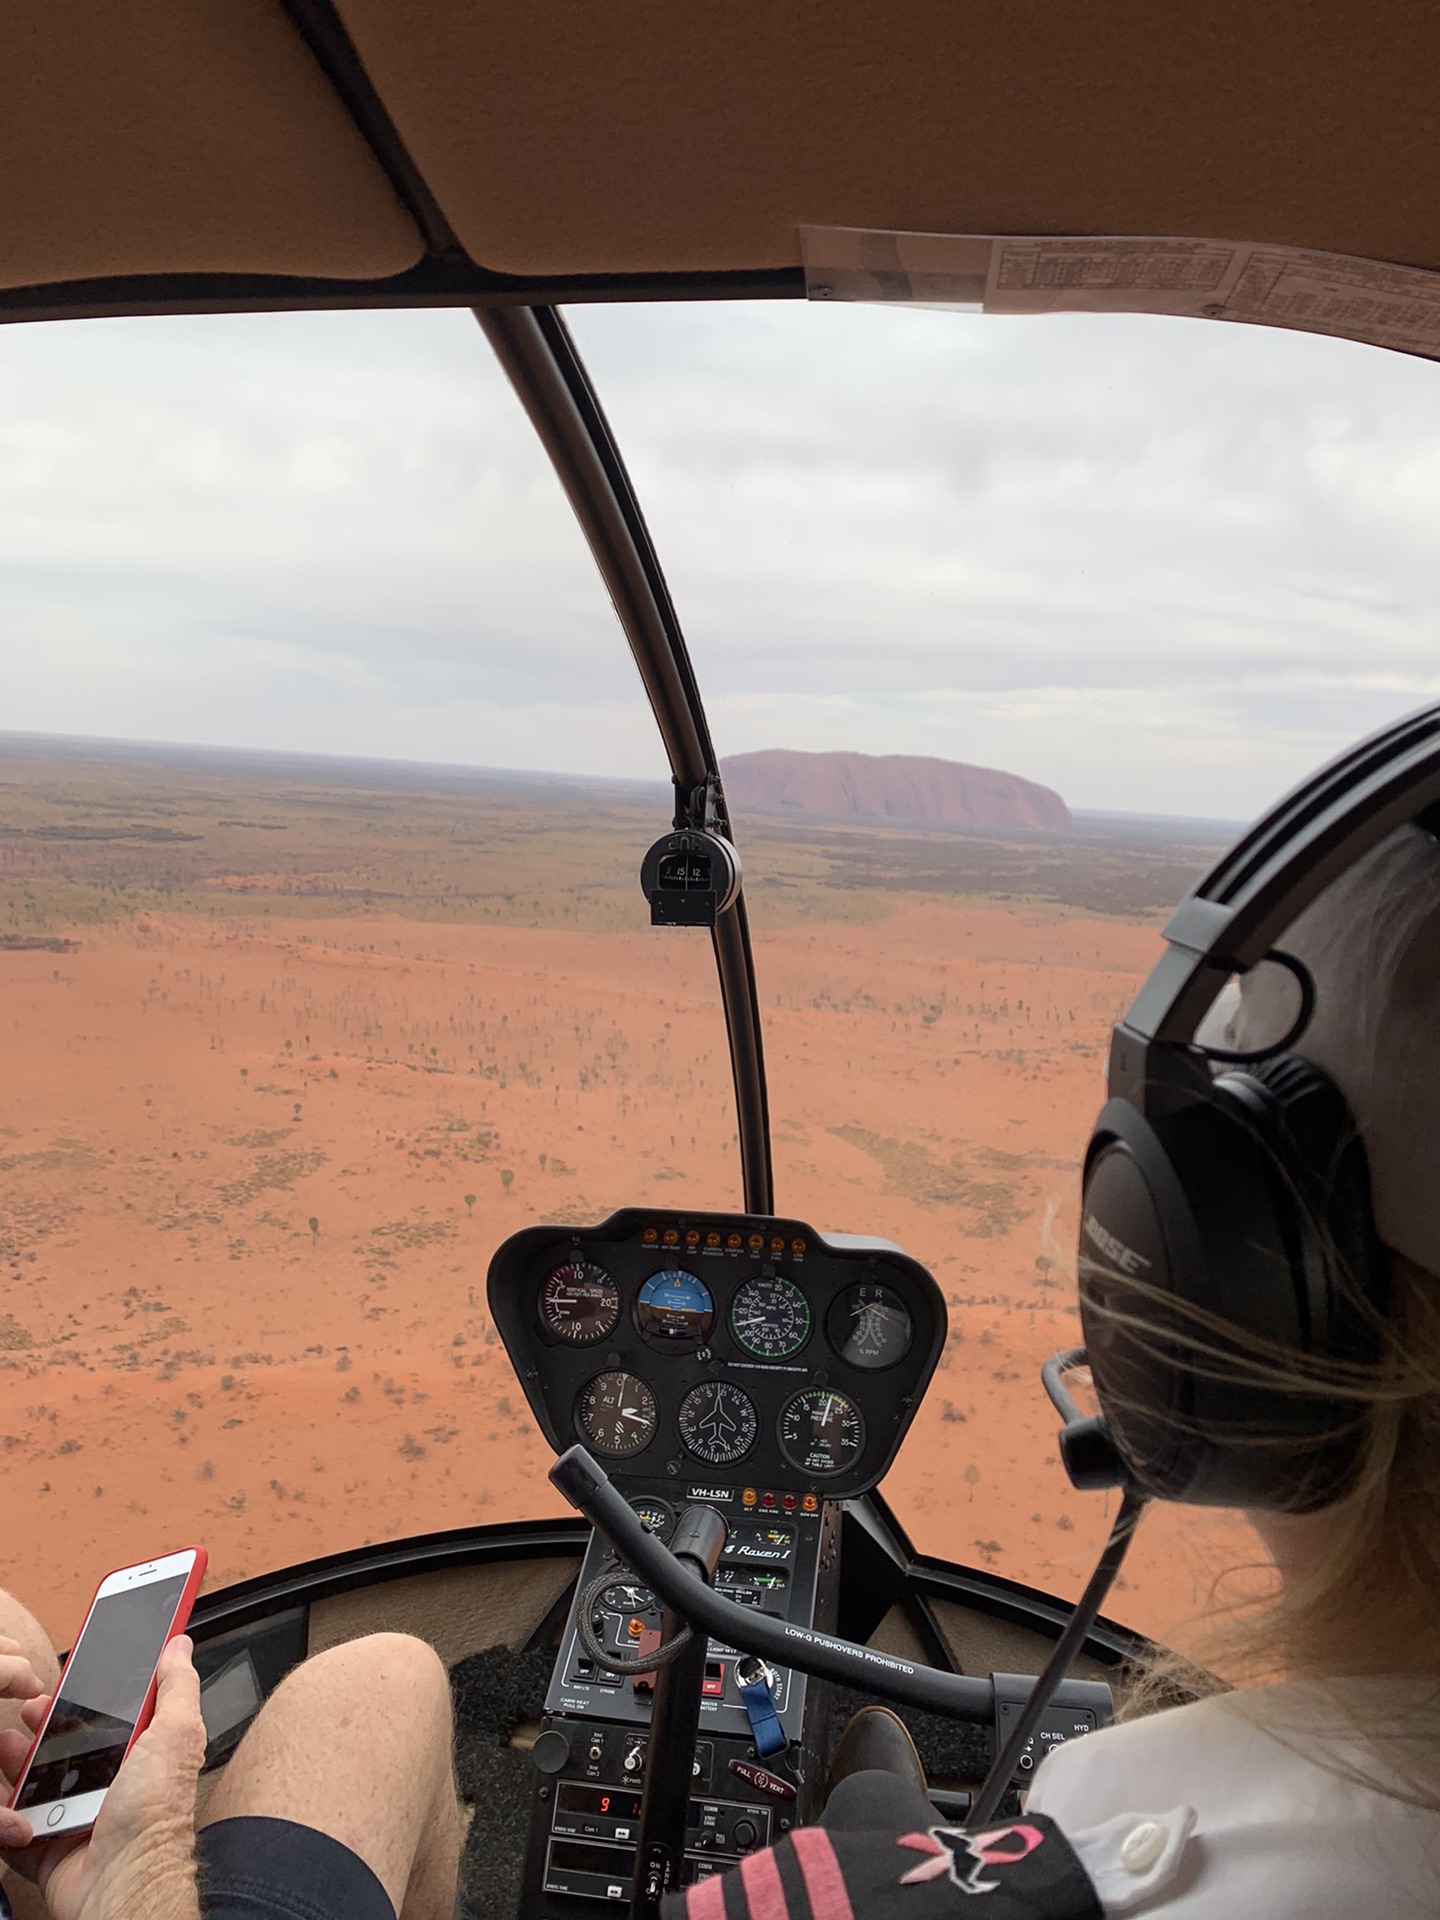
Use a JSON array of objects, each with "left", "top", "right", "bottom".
[{"left": 0, "top": 726, "right": 1244, "bottom": 835}]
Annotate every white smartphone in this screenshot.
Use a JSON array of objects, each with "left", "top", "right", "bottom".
[{"left": 8, "top": 1546, "right": 207, "bottom": 1840}]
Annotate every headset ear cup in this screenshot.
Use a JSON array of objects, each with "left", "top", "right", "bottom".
[
  {"left": 1216, "top": 1054, "right": 1389, "bottom": 1358},
  {"left": 1079, "top": 1060, "right": 1387, "bottom": 1513}
]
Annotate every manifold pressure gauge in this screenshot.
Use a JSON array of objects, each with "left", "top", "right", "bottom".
[{"left": 778, "top": 1387, "right": 865, "bottom": 1477}]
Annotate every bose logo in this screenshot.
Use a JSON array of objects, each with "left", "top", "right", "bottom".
[{"left": 1082, "top": 1211, "right": 1152, "bottom": 1277}]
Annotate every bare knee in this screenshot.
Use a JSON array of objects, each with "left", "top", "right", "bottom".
[
  {"left": 0, "top": 1590, "right": 59, "bottom": 1692},
  {"left": 266, "top": 1632, "right": 453, "bottom": 1766},
  {"left": 299, "top": 1633, "right": 450, "bottom": 1716}
]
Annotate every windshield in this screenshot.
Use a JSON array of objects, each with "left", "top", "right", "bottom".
[
  {"left": 0, "top": 311, "right": 741, "bottom": 1640},
  {"left": 566, "top": 297, "right": 1440, "bottom": 1643},
  {"left": 5, "top": 298, "right": 1436, "bottom": 1651}
]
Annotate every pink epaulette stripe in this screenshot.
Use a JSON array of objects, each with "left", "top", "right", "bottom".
[
  {"left": 739, "top": 1844, "right": 791, "bottom": 1920},
  {"left": 790, "top": 1827, "right": 855, "bottom": 1920},
  {"left": 686, "top": 1872, "right": 729, "bottom": 1920}
]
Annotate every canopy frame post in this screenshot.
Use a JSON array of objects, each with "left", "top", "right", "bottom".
[{"left": 474, "top": 305, "right": 774, "bottom": 1215}]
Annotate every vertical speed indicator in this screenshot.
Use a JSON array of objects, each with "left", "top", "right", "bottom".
[{"left": 540, "top": 1261, "right": 621, "bottom": 1345}]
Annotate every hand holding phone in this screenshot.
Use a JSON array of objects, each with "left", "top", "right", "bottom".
[
  {"left": 2, "top": 1636, "right": 207, "bottom": 1920},
  {"left": 5, "top": 1549, "right": 206, "bottom": 1843}
]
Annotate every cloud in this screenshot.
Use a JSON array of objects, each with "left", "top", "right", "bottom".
[{"left": 2, "top": 299, "right": 1439, "bottom": 816}]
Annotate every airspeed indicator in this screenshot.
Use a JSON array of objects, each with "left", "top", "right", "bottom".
[{"left": 730, "top": 1275, "right": 811, "bottom": 1360}]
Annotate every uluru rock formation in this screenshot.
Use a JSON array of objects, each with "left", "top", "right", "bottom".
[{"left": 720, "top": 749, "right": 1072, "bottom": 832}]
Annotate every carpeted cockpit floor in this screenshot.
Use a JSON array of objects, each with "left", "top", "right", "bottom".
[{"left": 448, "top": 1647, "right": 994, "bottom": 1920}]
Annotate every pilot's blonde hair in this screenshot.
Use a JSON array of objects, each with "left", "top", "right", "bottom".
[{"left": 1108, "top": 1247, "right": 1440, "bottom": 1804}]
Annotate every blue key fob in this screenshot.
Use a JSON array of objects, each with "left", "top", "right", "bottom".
[{"left": 735, "top": 1656, "right": 786, "bottom": 1758}]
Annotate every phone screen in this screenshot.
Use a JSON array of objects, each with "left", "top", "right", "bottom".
[{"left": 15, "top": 1572, "right": 190, "bottom": 1810}]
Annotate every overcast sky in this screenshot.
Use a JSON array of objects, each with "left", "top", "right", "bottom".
[{"left": 2, "top": 298, "right": 1438, "bottom": 819}]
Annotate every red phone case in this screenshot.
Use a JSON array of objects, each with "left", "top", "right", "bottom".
[{"left": 6, "top": 1546, "right": 208, "bottom": 1815}]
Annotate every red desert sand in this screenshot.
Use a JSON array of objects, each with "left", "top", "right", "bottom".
[{"left": 2, "top": 903, "right": 1251, "bottom": 1649}]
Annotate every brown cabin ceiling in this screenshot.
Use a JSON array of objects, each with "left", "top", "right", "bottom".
[{"left": 4, "top": 0, "right": 1440, "bottom": 315}]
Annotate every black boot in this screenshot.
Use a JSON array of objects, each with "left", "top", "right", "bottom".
[{"left": 824, "top": 1705, "right": 928, "bottom": 1802}]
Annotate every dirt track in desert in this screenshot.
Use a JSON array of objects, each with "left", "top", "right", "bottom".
[{"left": 1, "top": 738, "right": 1254, "bottom": 1648}]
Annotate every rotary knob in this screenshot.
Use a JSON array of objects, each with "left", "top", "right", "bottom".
[{"left": 530, "top": 1728, "right": 571, "bottom": 1775}]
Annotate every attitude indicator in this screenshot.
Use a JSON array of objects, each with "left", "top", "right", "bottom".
[{"left": 635, "top": 1268, "right": 715, "bottom": 1344}]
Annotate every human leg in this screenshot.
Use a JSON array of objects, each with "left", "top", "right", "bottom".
[
  {"left": 198, "top": 1632, "right": 459, "bottom": 1920},
  {"left": 0, "top": 1592, "right": 60, "bottom": 1920},
  {"left": 821, "top": 1768, "right": 938, "bottom": 1832},
  {"left": 0, "top": 1590, "right": 59, "bottom": 1741}
]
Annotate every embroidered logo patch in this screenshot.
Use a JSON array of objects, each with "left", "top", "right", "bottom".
[{"left": 896, "top": 1823, "right": 1046, "bottom": 1895}]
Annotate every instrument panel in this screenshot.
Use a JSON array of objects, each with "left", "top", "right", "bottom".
[{"left": 487, "top": 1209, "right": 946, "bottom": 1500}]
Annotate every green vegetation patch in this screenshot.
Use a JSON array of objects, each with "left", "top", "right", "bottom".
[
  {"left": 215, "top": 1148, "right": 327, "bottom": 1207},
  {"left": 829, "top": 1125, "right": 1023, "bottom": 1236},
  {"left": 0, "top": 1314, "right": 33, "bottom": 1351},
  {"left": 367, "top": 1214, "right": 456, "bottom": 1251}
]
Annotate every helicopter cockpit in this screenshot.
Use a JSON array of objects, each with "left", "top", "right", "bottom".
[
  {"left": 4, "top": 8, "right": 1440, "bottom": 1920},
  {"left": 481, "top": 1208, "right": 1120, "bottom": 1910}
]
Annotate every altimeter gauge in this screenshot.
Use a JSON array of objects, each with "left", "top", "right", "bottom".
[
  {"left": 577, "top": 1371, "right": 658, "bottom": 1458},
  {"left": 540, "top": 1261, "right": 621, "bottom": 1344},
  {"left": 730, "top": 1274, "right": 811, "bottom": 1359},
  {"left": 777, "top": 1387, "right": 865, "bottom": 1477},
  {"left": 678, "top": 1381, "right": 759, "bottom": 1466}
]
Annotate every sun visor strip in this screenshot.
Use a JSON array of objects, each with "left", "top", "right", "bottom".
[{"left": 800, "top": 226, "right": 1440, "bottom": 362}]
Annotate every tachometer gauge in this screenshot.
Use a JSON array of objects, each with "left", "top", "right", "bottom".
[
  {"left": 730, "top": 1274, "right": 811, "bottom": 1359},
  {"left": 778, "top": 1387, "right": 866, "bottom": 1477},
  {"left": 827, "top": 1282, "right": 913, "bottom": 1371},
  {"left": 577, "top": 1371, "right": 658, "bottom": 1458},
  {"left": 635, "top": 1268, "right": 715, "bottom": 1344},
  {"left": 540, "top": 1261, "right": 620, "bottom": 1344},
  {"left": 678, "top": 1381, "right": 759, "bottom": 1466}
]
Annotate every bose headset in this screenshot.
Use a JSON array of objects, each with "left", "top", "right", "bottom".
[
  {"left": 1045, "top": 699, "right": 1440, "bottom": 1518},
  {"left": 960, "top": 704, "right": 1440, "bottom": 1827}
]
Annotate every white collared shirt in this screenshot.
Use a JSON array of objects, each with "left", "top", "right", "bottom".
[{"left": 1026, "top": 1677, "right": 1440, "bottom": 1915}]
